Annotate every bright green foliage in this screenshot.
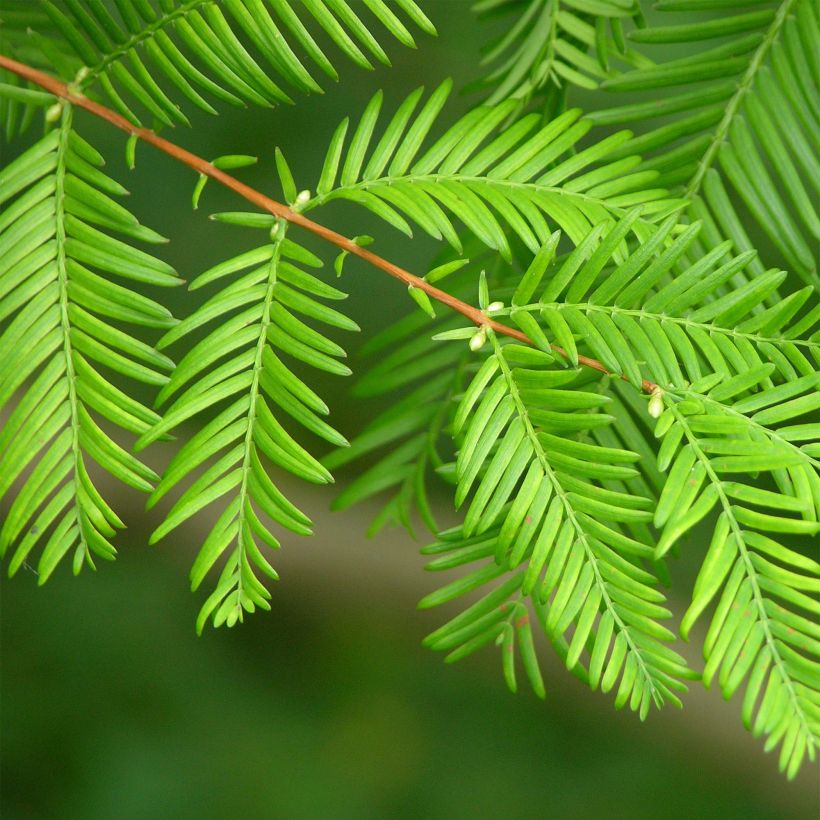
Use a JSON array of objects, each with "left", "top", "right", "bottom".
[
  {"left": 330, "top": 206, "right": 819, "bottom": 770},
  {"left": 0, "top": 109, "right": 178, "bottom": 581},
  {"left": 303, "top": 81, "right": 683, "bottom": 258},
  {"left": 470, "top": 0, "right": 646, "bottom": 107},
  {"left": 0, "top": 3, "right": 69, "bottom": 139},
  {"left": 385, "top": 211, "right": 818, "bottom": 740},
  {"left": 137, "top": 218, "right": 357, "bottom": 631},
  {"left": 590, "top": 0, "right": 819, "bottom": 287},
  {"left": 465, "top": 213, "right": 817, "bottom": 763},
  {"left": 420, "top": 332, "right": 694, "bottom": 715},
  {"left": 322, "top": 307, "right": 469, "bottom": 534},
  {"left": 1, "top": 0, "right": 818, "bottom": 781},
  {"left": 503, "top": 213, "right": 817, "bottom": 388},
  {"left": 2, "top": 0, "right": 434, "bottom": 127},
  {"left": 656, "top": 396, "right": 819, "bottom": 779}
]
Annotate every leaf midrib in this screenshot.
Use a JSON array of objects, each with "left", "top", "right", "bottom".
[
  {"left": 80, "top": 0, "right": 214, "bottom": 87},
  {"left": 685, "top": 0, "right": 798, "bottom": 198},
  {"left": 507, "top": 300, "right": 820, "bottom": 352},
  {"left": 232, "top": 221, "right": 288, "bottom": 611},
  {"left": 672, "top": 403, "right": 815, "bottom": 752},
  {"left": 54, "top": 104, "right": 85, "bottom": 561},
  {"left": 308, "top": 171, "right": 664, "bottom": 222},
  {"left": 492, "top": 332, "right": 664, "bottom": 705}
]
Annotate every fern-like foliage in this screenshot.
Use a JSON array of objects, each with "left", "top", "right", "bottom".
[
  {"left": 1, "top": 0, "right": 818, "bottom": 781},
  {"left": 321, "top": 307, "right": 466, "bottom": 535},
  {"left": 420, "top": 320, "right": 694, "bottom": 714},
  {"left": 301, "top": 81, "right": 684, "bottom": 259},
  {"left": 137, "top": 215, "right": 357, "bottom": 631},
  {"left": 470, "top": 0, "right": 646, "bottom": 108},
  {"left": 0, "top": 110, "right": 178, "bottom": 580},
  {"left": 504, "top": 213, "right": 818, "bottom": 387},
  {"left": 436, "top": 213, "right": 818, "bottom": 771},
  {"left": 1, "top": 3, "right": 84, "bottom": 139},
  {"left": 11, "top": 0, "right": 434, "bottom": 126},
  {"left": 328, "top": 232, "right": 651, "bottom": 536},
  {"left": 330, "top": 208, "right": 819, "bottom": 768},
  {"left": 652, "top": 386, "right": 819, "bottom": 778},
  {"left": 590, "top": 0, "right": 819, "bottom": 288}
]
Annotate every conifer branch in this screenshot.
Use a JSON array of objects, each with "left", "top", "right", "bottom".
[{"left": 0, "top": 53, "right": 659, "bottom": 393}]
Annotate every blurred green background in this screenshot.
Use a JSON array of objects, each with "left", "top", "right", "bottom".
[{"left": 1, "top": 3, "right": 817, "bottom": 817}]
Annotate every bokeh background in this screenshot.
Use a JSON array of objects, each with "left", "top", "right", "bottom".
[{"left": 2, "top": 3, "right": 817, "bottom": 817}]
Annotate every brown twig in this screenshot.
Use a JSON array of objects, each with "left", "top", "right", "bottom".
[{"left": 0, "top": 54, "right": 657, "bottom": 393}]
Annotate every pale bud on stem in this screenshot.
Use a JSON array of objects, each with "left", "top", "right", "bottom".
[
  {"left": 648, "top": 387, "right": 665, "bottom": 419},
  {"left": 45, "top": 101, "right": 64, "bottom": 123},
  {"left": 66, "top": 67, "right": 90, "bottom": 97},
  {"left": 292, "top": 189, "right": 311, "bottom": 212},
  {"left": 469, "top": 327, "right": 487, "bottom": 351}
]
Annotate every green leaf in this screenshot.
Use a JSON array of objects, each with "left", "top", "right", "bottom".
[
  {"left": 307, "top": 88, "right": 678, "bottom": 254},
  {"left": 145, "top": 224, "right": 356, "bottom": 631},
  {"left": 593, "top": 2, "right": 819, "bottom": 288},
  {"left": 41, "top": 0, "right": 433, "bottom": 125},
  {"left": 0, "top": 115, "right": 173, "bottom": 581}
]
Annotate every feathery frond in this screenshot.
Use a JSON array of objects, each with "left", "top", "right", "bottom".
[
  {"left": 470, "top": 0, "right": 646, "bottom": 108},
  {"left": 1, "top": 0, "right": 818, "bottom": 781},
  {"left": 339, "top": 209, "right": 818, "bottom": 756},
  {"left": 0, "top": 2, "right": 71, "bottom": 139},
  {"left": 24, "top": 0, "right": 435, "bottom": 125},
  {"left": 652, "top": 387, "right": 819, "bottom": 779},
  {"left": 591, "top": 0, "right": 819, "bottom": 287},
  {"left": 0, "top": 109, "right": 178, "bottom": 581},
  {"left": 483, "top": 212, "right": 819, "bottom": 763},
  {"left": 321, "top": 307, "right": 465, "bottom": 536},
  {"left": 421, "top": 321, "right": 693, "bottom": 711},
  {"left": 502, "top": 211, "right": 819, "bottom": 388},
  {"left": 303, "top": 81, "right": 684, "bottom": 260},
  {"left": 138, "top": 215, "right": 357, "bottom": 631}
]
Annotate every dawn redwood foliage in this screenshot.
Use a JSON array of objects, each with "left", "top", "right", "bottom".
[{"left": 0, "top": 0, "right": 818, "bottom": 779}]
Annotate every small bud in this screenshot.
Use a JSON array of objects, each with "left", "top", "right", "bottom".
[
  {"left": 66, "top": 67, "right": 90, "bottom": 97},
  {"left": 45, "top": 101, "right": 64, "bottom": 123},
  {"left": 486, "top": 301, "right": 504, "bottom": 314},
  {"left": 469, "top": 327, "right": 487, "bottom": 352},
  {"left": 648, "top": 387, "right": 665, "bottom": 419},
  {"left": 292, "top": 189, "right": 311, "bottom": 211},
  {"left": 269, "top": 221, "right": 282, "bottom": 241}
]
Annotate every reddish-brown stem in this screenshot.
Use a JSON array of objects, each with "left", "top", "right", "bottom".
[{"left": 0, "top": 54, "right": 657, "bottom": 393}]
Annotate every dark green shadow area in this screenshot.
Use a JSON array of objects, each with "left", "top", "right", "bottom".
[{"left": 2, "top": 532, "right": 815, "bottom": 820}]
